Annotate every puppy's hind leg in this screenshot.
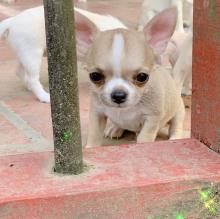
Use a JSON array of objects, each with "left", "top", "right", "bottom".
[
  {"left": 169, "top": 99, "right": 185, "bottom": 140},
  {"left": 17, "top": 49, "right": 50, "bottom": 103}
]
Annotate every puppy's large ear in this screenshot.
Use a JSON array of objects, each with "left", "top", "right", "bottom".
[
  {"left": 144, "top": 7, "right": 177, "bottom": 55},
  {"left": 74, "top": 9, "right": 98, "bottom": 58}
]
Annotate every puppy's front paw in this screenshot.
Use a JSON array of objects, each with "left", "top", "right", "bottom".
[
  {"left": 136, "top": 133, "right": 156, "bottom": 144},
  {"left": 169, "top": 132, "right": 183, "bottom": 140},
  {"left": 104, "top": 121, "right": 124, "bottom": 139}
]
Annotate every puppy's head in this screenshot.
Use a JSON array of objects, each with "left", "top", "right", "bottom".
[{"left": 76, "top": 8, "right": 177, "bottom": 108}]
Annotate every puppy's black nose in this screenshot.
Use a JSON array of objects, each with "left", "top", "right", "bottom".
[{"left": 111, "top": 91, "right": 127, "bottom": 104}]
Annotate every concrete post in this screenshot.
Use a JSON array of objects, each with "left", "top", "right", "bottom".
[{"left": 43, "top": 0, "right": 83, "bottom": 174}]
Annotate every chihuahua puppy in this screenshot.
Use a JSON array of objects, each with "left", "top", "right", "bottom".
[{"left": 79, "top": 8, "right": 185, "bottom": 147}]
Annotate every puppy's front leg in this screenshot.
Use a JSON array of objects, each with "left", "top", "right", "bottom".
[
  {"left": 86, "top": 105, "right": 106, "bottom": 148},
  {"left": 169, "top": 100, "right": 185, "bottom": 140},
  {"left": 137, "top": 116, "right": 160, "bottom": 143}
]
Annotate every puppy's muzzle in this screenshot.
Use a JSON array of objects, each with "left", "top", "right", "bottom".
[{"left": 111, "top": 91, "right": 127, "bottom": 104}]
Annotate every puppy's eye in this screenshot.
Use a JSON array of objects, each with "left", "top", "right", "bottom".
[
  {"left": 135, "top": 73, "right": 149, "bottom": 84},
  {"left": 89, "top": 72, "right": 104, "bottom": 83}
]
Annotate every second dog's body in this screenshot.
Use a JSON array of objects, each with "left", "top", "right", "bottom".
[{"left": 169, "top": 32, "right": 192, "bottom": 95}]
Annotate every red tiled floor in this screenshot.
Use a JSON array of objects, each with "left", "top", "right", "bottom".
[
  {"left": 0, "top": 113, "right": 31, "bottom": 145},
  {"left": 3, "top": 84, "right": 91, "bottom": 142},
  {"left": 4, "top": 96, "right": 53, "bottom": 140}
]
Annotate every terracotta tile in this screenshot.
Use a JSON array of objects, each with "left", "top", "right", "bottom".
[{"left": 0, "top": 113, "right": 31, "bottom": 145}]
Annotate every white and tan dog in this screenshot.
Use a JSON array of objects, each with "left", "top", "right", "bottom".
[
  {"left": 0, "top": 6, "right": 126, "bottom": 103},
  {"left": 138, "top": 0, "right": 193, "bottom": 32},
  {"left": 169, "top": 32, "right": 192, "bottom": 95},
  {"left": 79, "top": 8, "right": 185, "bottom": 147}
]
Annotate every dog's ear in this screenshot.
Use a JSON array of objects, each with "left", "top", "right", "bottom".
[
  {"left": 143, "top": 7, "right": 177, "bottom": 55},
  {"left": 75, "top": 10, "right": 98, "bottom": 58}
]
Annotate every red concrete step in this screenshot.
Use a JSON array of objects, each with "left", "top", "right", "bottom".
[{"left": 0, "top": 138, "right": 220, "bottom": 218}]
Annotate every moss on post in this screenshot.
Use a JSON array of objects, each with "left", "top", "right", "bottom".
[{"left": 43, "top": 0, "right": 83, "bottom": 174}]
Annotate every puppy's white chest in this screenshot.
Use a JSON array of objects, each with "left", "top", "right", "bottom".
[{"left": 102, "top": 106, "right": 144, "bottom": 132}]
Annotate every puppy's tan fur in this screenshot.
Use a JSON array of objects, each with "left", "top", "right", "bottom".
[{"left": 80, "top": 8, "right": 185, "bottom": 147}]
